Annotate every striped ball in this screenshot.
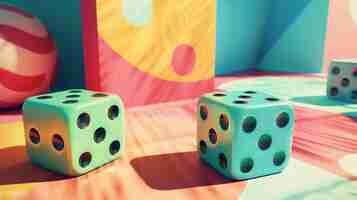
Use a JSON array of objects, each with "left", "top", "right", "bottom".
[{"left": 0, "top": 4, "right": 57, "bottom": 108}]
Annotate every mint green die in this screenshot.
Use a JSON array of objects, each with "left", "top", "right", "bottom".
[
  {"left": 23, "top": 89, "right": 125, "bottom": 176},
  {"left": 327, "top": 59, "right": 357, "bottom": 103},
  {"left": 197, "top": 91, "right": 295, "bottom": 180}
]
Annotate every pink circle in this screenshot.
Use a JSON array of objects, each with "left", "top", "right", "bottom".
[{"left": 171, "top": 44, "right": 196, "bottom": 76}]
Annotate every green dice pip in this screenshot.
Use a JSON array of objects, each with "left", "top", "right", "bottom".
[
  {"left": 23, "top": 89, "right": 125, "bottom": 176},
  {"left": 197, "top": 91, "right": 295, "bottom": 180}
]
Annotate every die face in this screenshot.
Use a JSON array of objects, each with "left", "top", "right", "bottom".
[
  {"left": 66, "top": 95, "right": 125, "bottom": 176},
  {"left": 197, "top": 97, "right": 235, "bottom": 178},
  {"left": 327, "top": 60, "right": 357, "bottom": 103},
  {"left": 24, "top": 90, "right": 125, "bottom": 176},
  {"left": 32, "top": 89, "right": 105, "bottom": 108},
  {"left": 231, "top": 103, "right": 294, "bottom": 180},
  {"left": 201, "top": 91, "right": 284, "bottom": 108},
  {"left": 23, "top": 101, "right": 71, "bottom": 175},
  {"left": 197, "top": 91, "right": 295, "bottom": 180}
]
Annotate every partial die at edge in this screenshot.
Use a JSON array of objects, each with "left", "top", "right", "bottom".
[{"left": 327, "top": 60, "right": 357, "bottom": 103}]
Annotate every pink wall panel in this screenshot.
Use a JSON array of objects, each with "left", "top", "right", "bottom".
[{"left": 324, "top": 0, "right": 357, "bottom": 72}]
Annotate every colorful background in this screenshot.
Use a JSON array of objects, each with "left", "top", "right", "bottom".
[
  {"left": 1, "top": 0, "right": 357, "bottom": 105},
  {"left": 0, "top": 0, "right": 356, "bottom": 200}
]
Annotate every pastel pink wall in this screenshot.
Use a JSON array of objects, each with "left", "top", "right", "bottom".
[{"left": 324, "top": 0, "right": 357, "bottom": 72}]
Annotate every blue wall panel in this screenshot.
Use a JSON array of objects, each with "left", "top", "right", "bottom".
[
  {"left": 216, "top": 0, "right": 272, "bottom": 75},
  {"left": 216, "top": 0, "right": 329, "bottom": 75}
]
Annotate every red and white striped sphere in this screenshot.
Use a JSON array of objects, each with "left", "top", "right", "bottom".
[{"left": 0, "top": 4, "right": 57, "bottom": 108}]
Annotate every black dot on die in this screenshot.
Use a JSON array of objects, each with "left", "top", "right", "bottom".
[
  {"left": 199, "top": 140, "right": 207, "bottom": 154},
  {"left": 273, "top": 151, "right": 286, "bottom": 166},
  {"left": 79, "top": 152, "right": 92, "bottom": 168},
  {"left": 108, "top": 105, "right": 120, "bottom": 120},
  {"left": 276, "top": 112, "right": 290, "bottom": 128},
  {"left": 199, "top": 105, "right": 208, "bottom": 120},
  {"left": 242, "top": 116, "right": 257, "bottom": 133},
  {"left": 238, "top": 95, "right": 251, "bottom": 99},
  {"left": 29, "top": 128, "right": 40, "bottom": 144},
  {"left": 266, "top": 97, "right": 280, "bottom": 102},
  {"left": 63, "top": 100, "right": 79, "bottom": 104},
  {"left": 110, "top": 140, "right": 121, "bottom": 155},
  {"left": 52, "top": 134, "right": 64, "bottom": 151},
  {"left": 92, "top": 93, "right": 109, "bottom": 98},
  {"left": 37, "top": 95, "right": 52, "bottom": 100},
  {"left": 213, "top": 93, "right": 227, "bottom": 97},
  {"left": 241, "top": 158, "right": 254, "bottom": 173},
  {"left": 341, "top": 78, "right": 350, "bottom": 87},
  {"left": 258, "top": 134, "right": 272, "bottom": 151},
  {"left": 209, "top": 128, "right": 218, "bottom": 144},
  {"left": 244, "top": 91, "right": 256, "bottom": 94},
  {"left": 219, "top": 114, "right": 229, "bottom": 131},
  {"left": 77, "top": 113, "right": 90, "bottom": 129},
  {"left": 94, "top": 127, "right": 106, "bottom": 143},
  {"left": 330, "top": 87, "right": 339, "bottom": 97},
  {"left": 66, "top": 94, "right": 80, "bottom": 98},
  {"left": 331, "top": 66, "right": 341, "bottom": 75},
  {"left": 234, "top": 100, "right": 248, "bottom": 104},
  {"left": 219, "top": 153, "right": 228, "bottom": 169}
]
